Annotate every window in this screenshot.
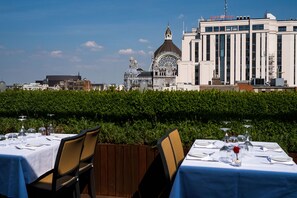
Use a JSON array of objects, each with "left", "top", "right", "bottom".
[
  {"left": 278, "top": 26, "right": 287, "bottom": 32},
  {"left": 252, "top": 24, "right": 264, "bottom": 30},
  {"left": 195, "top": 42, "right": 199, "bottom": 62},
  {"left": 205, "top": 27, "right": 213, "bottom": 32},
  {"left": 206, "top": 35, "right": 210, "bottom": 61},
  {"left": 239, "top": 25, "right": 250, "bottom": 31},
  {"left": 277, "top": 35, "right": 282, "bottom": 78},
  {"left": 226, "top": 26, "right": 238, "bottom": 31},
  {"left": 220, "top": 26, "right": 225, "bottom": 31},
  {"left": 214, "top": 26, "right": 219, "bottom": 32},
  {"left": 294, "top": 26, "right": 297, "bottom": 32}
]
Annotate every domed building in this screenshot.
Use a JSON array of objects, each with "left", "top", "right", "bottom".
[
  {"left": 151, "top": 26, "right": 181, "bottom": 90},
  {"left": 123, "top": 26, "right": 181, "bottom": 91}
]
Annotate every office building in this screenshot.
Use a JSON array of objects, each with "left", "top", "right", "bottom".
[{"left": 178, "top": 13, "right": 297, "bottom": 87}]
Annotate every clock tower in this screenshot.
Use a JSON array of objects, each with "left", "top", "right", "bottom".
[{"left": 152, "top": 26, "right": 181, "bottom": 90}]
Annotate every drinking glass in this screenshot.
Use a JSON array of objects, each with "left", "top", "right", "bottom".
[
  {"left": 243, "top": 124, "right": 253, "bottom": 151},
  {"left": 5, "top": 133, "right": 18, "bottom": 145},
  {"left": 27, "top": 128, "right": 37, "bottom": 138},
  {"left": 220, "top": 128, "right": 231, "bottom": 143},
  {"left": 47, "top": 114, "right": 55, "bottom": 135},
  {"left": 17, "top": 116, "right": 27, "bottom": 145}
]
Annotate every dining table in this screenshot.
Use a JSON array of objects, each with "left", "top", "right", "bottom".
[
  {"left": 0, "top": 133, "right": 74, "bottom": 198},
  {"left": 170, "top": 139, "right": 297, "bottom": 198}
]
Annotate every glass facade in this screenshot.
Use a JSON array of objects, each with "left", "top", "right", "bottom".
[
  {"left": 246, "top": 34, "right": 250, "bottom": 80},
  {"left": 195, "top": 65, "right": 199, "bottom": 85},
  {"left": 220, "top": 34, "right": 225, "bottom": 82},
  {"left": 227, "top": 35, "right": 231, "bottom": 84},
  {"left": 195, "top": 42, "right": 199, "bottom": 63},
  {"left": 206, "top": 35, "right": 210, "bottom": 61},
  {"left": 277, "top": 35, "right": 282, "bottom": 78},
  {"left": 215, "top": 35, "right": 219, "bottom": 76},
  {"left": 252, "top": 33, "right": 256, "bottom": 78}
]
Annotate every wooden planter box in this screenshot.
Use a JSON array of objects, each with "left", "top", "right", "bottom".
[{"left": 92, "top": 144, "right": 159, "bottom": 197}]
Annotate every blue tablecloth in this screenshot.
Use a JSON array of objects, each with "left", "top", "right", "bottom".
[
  {"left": 0, "top": 154, "right": 34, "bottom": 198},
  {"left": 0, "top": 134, "right": 73, "bottom": 198},
  {"left": 170, "top": 140, "right": 297, "bottom": 198},
  {"left": 171, "top": 165, "right": 297, "bottom": 198}
]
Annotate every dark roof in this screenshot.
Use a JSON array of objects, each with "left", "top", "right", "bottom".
[
  {"left": 138, "top": 71, "right": 153, "bottom": 78},
  {"left": 46, "top": 75, "right": 81, "bottom": 81},
  {"left": 154, "top": 40, "right": 181, "bottom": 58}
]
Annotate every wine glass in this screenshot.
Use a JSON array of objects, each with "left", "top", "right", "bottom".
[
  {"left": 243, "top": 124, "right": 253, "bottom": 151},
  {"left": 47, "top": 114, "right": 55, "bottom": 135},
  {"left": 220, "top": 128, "right": 231, "bottom": 143},
  {"left": 18, "top": 115, "right": 27, "bottom": 145},
  {"left": 27, "top": 128, "right": 37, "bottom": 138},
  {"left": 38, "top": 122, "right": 47, "bottom": 136}
]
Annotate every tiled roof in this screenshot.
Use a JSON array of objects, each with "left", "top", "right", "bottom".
[{"left": 154, "top": 40, "right": 181, "bottom": 58}]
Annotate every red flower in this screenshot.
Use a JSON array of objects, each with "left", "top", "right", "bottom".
[{"left": 233, "top": 146, "right": 240, "bottom": 154}]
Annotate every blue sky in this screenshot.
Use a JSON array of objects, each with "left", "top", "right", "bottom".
[{"left": 0, "top": 0, "right": 296, "bottom": 85}]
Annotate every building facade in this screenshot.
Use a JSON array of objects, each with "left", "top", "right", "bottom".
[
  {"left": 123, "top": 26, "right": 181, "bottom": 91},
  {"left": 178, "top": 13, "right": 297, "bottom": 87},
  {"left": 123, "top": 57, "right": 153, "bottom": 91},
  {"left": 152, "top": 26, "right": 181, "bottom": 90}
]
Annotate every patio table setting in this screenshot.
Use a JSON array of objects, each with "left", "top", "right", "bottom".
[
  {"left": 0, "top": 131, "right": 74, "bottom": 198},
  {"left": 170, "top": 138, "right": 297, "bottom": 198}
]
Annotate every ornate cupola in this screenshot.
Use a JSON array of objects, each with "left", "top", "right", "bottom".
[{"left": 165, "top": 26, "right": 172, "bottom": 40}]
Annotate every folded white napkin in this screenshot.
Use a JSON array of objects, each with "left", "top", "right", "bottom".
[
  {"left": 261, "top": 147, "right": 282, "bottom": 152},
  {"left": 15, "top": 145, "right": 36, "bottom": 150},
  {"left": 187, "top": 155, "right": 218, "bottom": 162},
  {"left": 194, "top": 142, "right": 219, "bottom": 149},
  {"left": 46, "top": 137, "right": 61, "bottom": 141}
]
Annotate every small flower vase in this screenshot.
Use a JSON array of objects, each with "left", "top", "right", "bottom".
[{"left": 232, "top": 146, "right": 242, "bottom": 167}]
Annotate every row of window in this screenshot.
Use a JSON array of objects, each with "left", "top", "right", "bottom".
[
  {"left": 206, "top": 25, "right": 297, "bottom": 33},
  {"left": 205, "top": 24, "right": 264, "bottom": 32}
]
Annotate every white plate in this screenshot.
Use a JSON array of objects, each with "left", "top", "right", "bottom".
[
  {"left": 270, "top": 156, "right": 292, "bottom": 162},
  {"left": 188, "top": 150, "right": 208, "bottom": 158}
]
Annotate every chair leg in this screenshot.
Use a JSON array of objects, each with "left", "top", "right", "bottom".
[
  {"left": 75, "top": 180, "right": 81, "bottom": 198},
  {"left": 88, "top": 168, "right": 96, "bottom": 198}
]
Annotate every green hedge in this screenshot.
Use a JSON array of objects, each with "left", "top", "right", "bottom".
[{"left": 0, "top": 90, "right": 297, "bottom": 151}]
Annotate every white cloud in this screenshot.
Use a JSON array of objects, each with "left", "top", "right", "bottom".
[
  {"left": 50, "top": 50, "right": 63, "bottom": 58},
  {"left": 178, "top": 14, "right": 184, "bottom": 19},
  {"left": 118, "top": 48, "right": 146, "bottom": 55},
  {"left": 82, "top": 41, "right": 103, "bottom": 51},
  {"left": 118, "top": 48, "right": 135, "bottom": 55},
  {"left": 138, "top": 50, "right": 146, "bottom": 55},
  {"left": 69, "top": 56, "right": 81, "bottom": 63},
  {"left": 139, "top": 38, "right": 149, "bottom": 43}
]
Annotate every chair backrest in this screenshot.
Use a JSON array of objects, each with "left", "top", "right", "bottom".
[
  {"left": 52, "top": 133, "right": 85, "bottom": 190},
  {"left": 80, "top": 126, "right": 100, "bottom": 163},
  {"left": 168, "top": 128, "right": 184, "bottom": 167},
  {"left": 157, "top": 135, "right": 177, "bottom": 182}
]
